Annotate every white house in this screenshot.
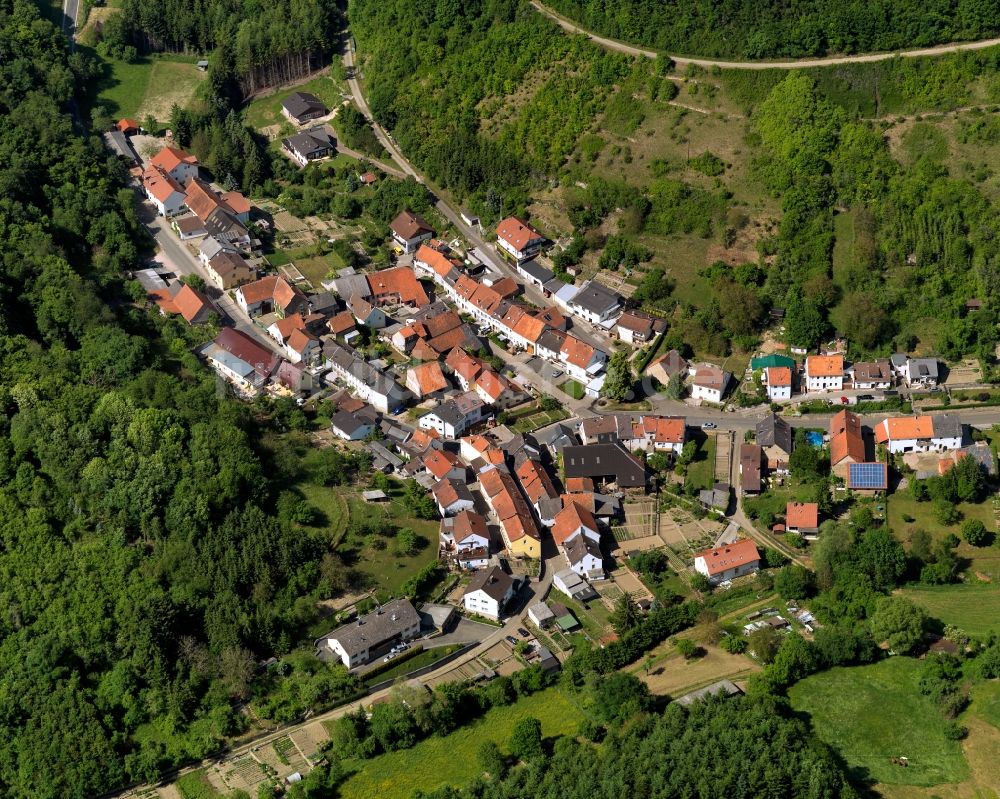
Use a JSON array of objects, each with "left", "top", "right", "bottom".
[
  {"left": 850, "top": 360, "right": 893, "bottom": 390},
  {"left": 462, "top": 566, "right": 517, "bottom": 620},
  {"left": 627, "top": 415, "right": 686, "bottom": 455},
  {"left": 149, "top": 146, "right": 200, "bottom": 185},
  {"left": 323, "top": 341, "right": 410, "bottom": 414},
  {"left": 764, "top": 366, "right": 792, "bottom": 401},
  {"left": 906, "top": 358, "right": 940, "bottom": 388},
  {"left": 565, "top": 534, "right": 604, "bottom": 581},
  {"left": 559, "top": 335, "right": 607, "bottom": 383},
  {"left": 431, "top": 478, "right": 476, "bottom": 517},
  {"left": 804, "top": 355, "right": 844, "bottom": 392},
  {"left": 496, "top": 217, "right": 545, "bottom": 263},
  {"left": 443, "top": 509, "right": 491, "bottom": 552},
  {"left": 142, "top": 166, "right": 186, "bottom": 217},
  {"left": 420, "top": 403, "right": 466, "bottom": 438},
  {"left": 330, "top": 410, "right": 375, "bottom": 441},
  {"left": 693, "top": 538, "right": 761, "bottom": 585},
  {"left": 320, "top": 598, "right": 421, "bottom": 669},
  {"left": 691, "top": 366, "right": 731, "bottom": 403},
  {"left": 567, "top": 280, "right": 623, "bottom": 325},
  {"left": 389, "top": 209, "right": 434, "bottom": 253},
  {"left": 874, "top": 414, "right": 963, "bottom": 454}
]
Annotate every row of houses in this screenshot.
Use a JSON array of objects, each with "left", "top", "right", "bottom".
[
  {"left": 413, "top": 241, "right": 612, "bottom": 395},
  {"left": 755, "top": 353, "right": 941, "bottom": 401}
]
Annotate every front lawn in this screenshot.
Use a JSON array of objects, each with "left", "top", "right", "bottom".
[
  {"left": 334, "top": 687, "right": 586, "bottom": 799},
  {"left": 683, "top": 433, "right": 716, "bottom": 493},
  {"left": 244, "top": 72, "right": 345, "bottom": 129},
  {"left": 559, "top": 379, "right": 585, "bottom": 399},
  {"left": 899, "top": 584, "right": 1000, "bottom": 637},
  {"left": 789, "top": 658, "right": 969, "bottom": 787},
  {"left": 94, "top": 54, "right": 207, "bottom": 122}
]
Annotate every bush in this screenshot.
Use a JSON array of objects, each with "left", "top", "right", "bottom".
[{"left": 960, "top": 518, "right": 991, "bottom": 547}]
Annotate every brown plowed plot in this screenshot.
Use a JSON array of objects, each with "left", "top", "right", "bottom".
[
  {"left": 608, "top": 569, "right": 651, "bottom": 601},
  {"left": 714, "top": 432, "right": 732, "bottom": 482},
  {"left": 154, "top": 785, "right": 182, "bottom": 799},
  {"left": 636, "top": 646, "right": 760, "bottom": 698},
  {"left": 614, "top": 534, "right": 665, "bottom": 553}
]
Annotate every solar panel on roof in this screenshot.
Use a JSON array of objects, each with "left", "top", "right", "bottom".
[{"left": 849, "top": 462, "right": 887, "bottom": 489}]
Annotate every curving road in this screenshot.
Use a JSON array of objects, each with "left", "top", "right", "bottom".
[{"left": 530, "top": 0, "right": 1000, "bottom": 69}]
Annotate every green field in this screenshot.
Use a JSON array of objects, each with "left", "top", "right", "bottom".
[
  {"left": 244, "top": 72, "right": 345, "bottom": 130},
  {"left": 298, "top": 481, "right": 438, "bottom": 597},
  {"left": 175, "top": 770, "right": 221, "bottom": 799},
  {"left": 334, "top": 687, "right": 586, "bottom": 799},
  {"left": 889, "top": 491, "right": 996, "bottom": 546},
  {"left": 899, "top": 585, "right": 1000, "bottom": 637},
  {"left": 789, "top": 659, "right": 969, "bottom": 787},
  {"left": 95, "top": 54, "right": 207, "bottom": 122}
]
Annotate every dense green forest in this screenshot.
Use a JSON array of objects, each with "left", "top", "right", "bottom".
[
  {"left": 98, "top": 0, "right": 343, "bottom": 95},
  {"left": 413, "top": 694, "right": 858, "bottom": 799},
  {"left": 0, "top": 1, "right": 366, "bottom": 795},
  {"left": 542, "top": 0, "right": 1000, "bottom": 59}
]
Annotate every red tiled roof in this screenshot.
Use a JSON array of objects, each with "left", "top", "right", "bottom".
[
  {"left": 424, "top": 449, "right": 461, "bottom": 480},
  {"left": 491, "top": 277, "right": 518, "bottom": 298},
  {"left": 786, "top": 502, "right": 818, "bottom": 529},
  {"left": 142, "top": 166, "right": 184, "bottom": 202},
  {"left": 415, "top": 244, "right": 460, "bottom": 279},
  {"left": 327, "top": 310, "right": 357, "bottom": 335},
  {"left": 806, "top": 355, "right": 844, "bottom": 378},
  {"left": 171, "top": 284, "right": 211, "bottom": 323},
  {"left": 452, "top": 509, "right": 488, "bottom": 543},
  {"left": 830, "top": 409, "right": 864, "bottom": 466},
  {"left": 512, "top": 313, "right": 547, "bottom": 344},
  {"left": 366, "top": 266, "right": 430, "bottom": 306},
  {"left": 565, "top": 477, "right": 594, "bottom": 492},
  {"left": 221, "top": 191, "right": 251, "bottom": 215},
  {"left": 694, "top": 538, "right": 760, "bottom": 576},
  {"left": 184, "top": 177, "right": 231, "bottom": 222},
  {"left": 767, "top": 366, "right": 792, "bottom": 386},
  {"left": 874, "top": 416, "right": 935, "bottom": 443},
  {"left": 476, "top": 369, "right": 508, "bottom": 402},
  {"left": 552, "top": 499, "right": 598, "bottom": 547},
  {"left": 150, "top": 145, "right": 198, "bottom": 174},
  {"left": 446, "top": 348, "right": 483, "bottom": 383},
  {"left": 515, "top": 459, "right": 558, "bottom": 504},
  {"left": 408, "top": 362, "right": 449, "bottom": 396},
  {"left": 560, "top": 335, "right": 595, "bottom": 368},
  {"left": 496, "top": 216, "right": 542, "bottom": 251},
  {"left": 286, "top": 327, "right": 317, "bottom": 355},
  {"left": 117, "top": 118, "right": 139, "bottom": 133}
]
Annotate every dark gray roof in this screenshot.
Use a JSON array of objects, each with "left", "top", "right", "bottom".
[
  {"left": 204, "top": 207, "right": 247, "bottom": 239},
  {"left": 330, "top": 410, "right": 371, "bottom": 437},
  {"left": 282, "top": 91, "right": 327, "bottom": 120},
  {"left": 333, "top": 274, "right": 372, "bottom": 300},
  {"left": 931, "top": 413, "right": 962, "bottom": 440},
  {"left": 562, "top": 443, "right": 647, "bottom": 488},
  {"left": 565, "top": 534, "right": 602, "bottom": 566},
  {"left": 570, "top": 280, "right": 622, "bottom": 315},
  {"left": 366, "top": 440, "right": 403, "bottom": 469},
  {"left": 536, "top": 328, "right": 567, "bottom": 353},
  {"left": 520, "top": 259, "right": 554, "bottom": 284},
  {"left": 323, "top": 341, "right": 409, "bottom": 401},
  {"left": 908, "top": 358, "right": 939, "bottom": 381},
  {"left": 318, "top": 598, "right": 419, "bottom": 657},
  {"left": 104, "top": 130, "right": 138, "bottom": 162},
  {"left": 307, "top": 291, "right": 340, "bottom": 314},
  {"left": 537, "top": 423, "right": 578, "bottom": 453},
  {"left": 890, "top": 353, "right": 909, "bottom": 368},
  {"left": 427, "top": 400, "right": 466, "bottom": 427},
  {"left": 282, "top": 129, "right": 333, "bottom": 157},
  {"left": 756, "top": 413, "right": 792, "bottom": 455},
  {"left": 465, "top": 565, "right": 515, "bottom": 602},
  {"left": 537, "top": 497, "right": 564, "bottom": 520}
]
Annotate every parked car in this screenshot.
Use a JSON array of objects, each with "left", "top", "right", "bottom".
[
  {"left": 505, "top": 635, "right": 518, "bottom": 646},
  {"left": 517, "top": 628, "right": 530, "bottom": 638},
  {"left": 701, "top": 422, "right": 717, "bottom": 429},
  {"left": 382, "top": 652, "right": 397, "bottom": 663}
]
